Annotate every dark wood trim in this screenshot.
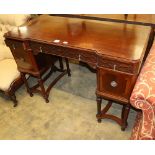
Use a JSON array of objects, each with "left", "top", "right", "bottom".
[{"left": 0, "top": 75, "right": 23, "bottom": 107}]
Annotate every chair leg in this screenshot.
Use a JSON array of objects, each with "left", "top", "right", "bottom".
[
  {"left": 38, "top": 77, "right": 49, "bottom": 103},
  {"left": 21, "top": 73, "right": 33, "bottom": 97},
  {"left": 65, "top": 58, "right": 71, "bottom": 76},
  {"left": 9, "top": 93, "right": 18, "bottom": 107}
]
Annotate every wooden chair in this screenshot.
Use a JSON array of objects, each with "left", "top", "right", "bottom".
[
  {"left": 0, "top": 14, "right": 31, "bottom": 107},
  {"left": 0, "top": 59, "right": 23, "bottom": 107},
  {"left": 5, "top": 39, "right": 71, "bottom": 103}
]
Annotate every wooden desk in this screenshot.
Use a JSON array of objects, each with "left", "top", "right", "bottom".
[{"left": 4, "top": 15, "right": 151, "bottom": 130}]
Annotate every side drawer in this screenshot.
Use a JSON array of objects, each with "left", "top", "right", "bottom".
[
  {"left": 98, "top": 56, "right": 139, "bottom": 74},
  {"left": 29, "top": 41, "right": 79, "bottom": 59},
  {"left": 97, "top": 67, "right": 137, "bottom": 100}
]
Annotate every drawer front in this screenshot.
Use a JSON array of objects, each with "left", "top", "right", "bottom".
[
  {"left": 97, "top": 67, "right": 137, "bottom": 100},
  {"left": 29, "top": 41, "right": 78, "bottom": 59},
  {"left": 98, "top": 56, "right": 138, "bottom": 74},
  {"left": 29, "top": 41, "right": 97, "bottom": 65}
]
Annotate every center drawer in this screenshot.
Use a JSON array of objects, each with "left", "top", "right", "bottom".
[{"left": 29, "top": 41, "right": 97, "bottom": 65}]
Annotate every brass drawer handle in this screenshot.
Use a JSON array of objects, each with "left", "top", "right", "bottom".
[{"left": 110, "top": 81, "right": 118, "bottom": 87}]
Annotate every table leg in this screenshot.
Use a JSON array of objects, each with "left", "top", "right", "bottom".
[
  {"left": 96, "top": 96, "right": 102, "bottom": 123},
  {"left": 121, "top": 104, "right": 130, "bottom": 131},
  {"left": 96, "top": 95, "right": 130, "bottom": 131}
]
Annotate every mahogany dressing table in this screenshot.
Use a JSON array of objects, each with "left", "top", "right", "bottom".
[{"left": 4, "top": 15, "right": 151, "bottom": 130}]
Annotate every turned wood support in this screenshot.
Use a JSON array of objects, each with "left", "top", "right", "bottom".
[
  {"left": 96, "top": 96, "right": 102, "bottom": 122},
  {"left": 121, "top": 104, "right": 130, "bottom": 131},
  {"left": 96, "top": 95, "right": 130, "bottom": 131}
]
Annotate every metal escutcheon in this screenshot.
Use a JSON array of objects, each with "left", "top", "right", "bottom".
[{"left": 110, "top": 81, "right": 118, "bottom": 87}]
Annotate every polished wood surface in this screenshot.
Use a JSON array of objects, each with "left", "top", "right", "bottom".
[
  {"left": 51, "top": 14, "right": 155, "bottom": 63},
  {"left": 4, "top": 15, "right": 151, "bottom": 130},
  {"left": 82, "top": 14, "right": 155, "bottom": 25},
  {"left": 53, "top": 14, "right": 155, "bottom": 26},
  {"left": 86, "top": 14, "right": 155, "bottom": 22},
  {"left": 5, "top": 15, "right": 151, "bottom": 61}
]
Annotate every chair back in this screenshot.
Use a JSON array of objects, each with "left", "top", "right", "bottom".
[{"left": 5, "top": 39, "right": 40, "bottom": 75}]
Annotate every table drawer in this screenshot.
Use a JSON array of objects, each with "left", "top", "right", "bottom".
[
  {"left": 98, "top": 56, "right": 138, "bottom": 74},
  {"left": 30, "top": 41, "right": 78, "bottom": 58},
  {"left": 97, "top": 67, "right": 137, "bottom": 100},
  {"left": 29, "top": 41, "right": 97, "bottom": 64}
]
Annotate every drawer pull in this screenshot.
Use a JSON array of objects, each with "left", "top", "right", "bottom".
[
  {"left": 12, "top": 44, "right": 15, "bottom": 50},
  {"left": 40, "top": 47, "right": 43, "bottom": 53},
  {"left": 113, "top": 64, "right": 116, "bottom": 71},
  {"left": 110, "top": 81, "right": 118, "bottom": 87},
  {"left": 79, "top": 54, "right": 81, "bottom": 61}
]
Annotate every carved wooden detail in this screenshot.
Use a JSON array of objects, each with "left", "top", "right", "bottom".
[{"left": 29, "top": 41, "right": 97, "bottom": 66}]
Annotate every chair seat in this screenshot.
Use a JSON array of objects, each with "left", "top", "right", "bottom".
[{"left": 0, "top": 59, "right": 20, "bottom": 91}]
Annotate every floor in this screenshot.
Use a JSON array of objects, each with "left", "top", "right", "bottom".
[{"left": 0, "top": 61, "right": 136, "bottom": 139}]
